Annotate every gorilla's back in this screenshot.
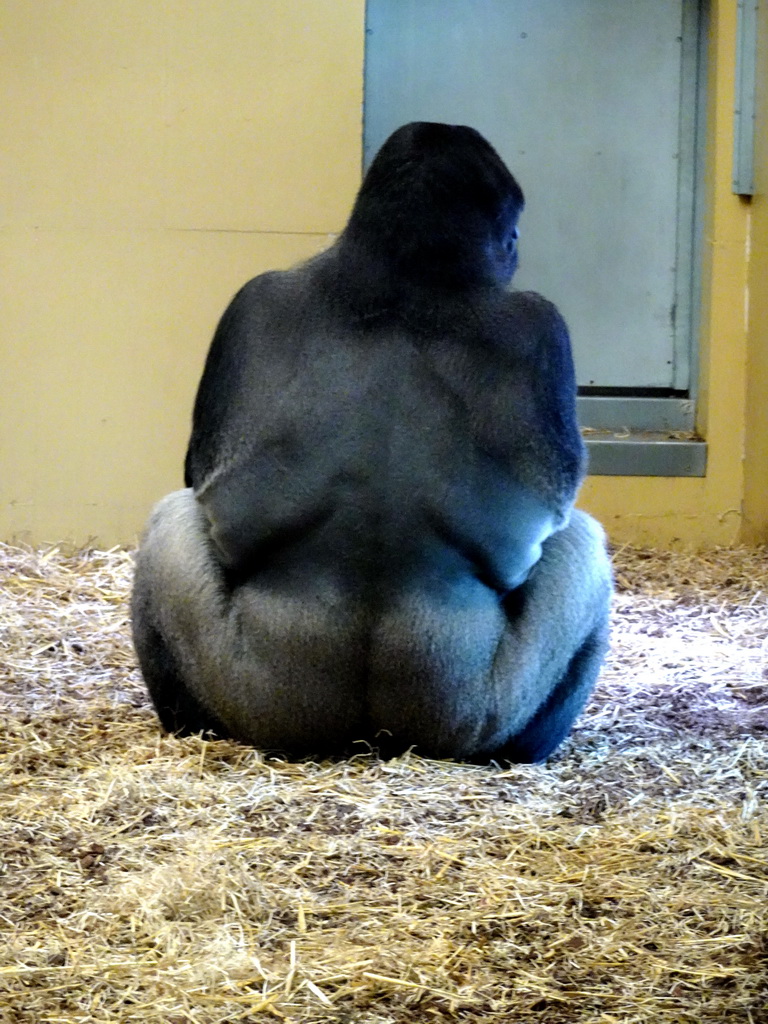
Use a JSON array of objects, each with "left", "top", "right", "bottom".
[{"left": 189, "top": 257, "right": 561, "bottom": 605}]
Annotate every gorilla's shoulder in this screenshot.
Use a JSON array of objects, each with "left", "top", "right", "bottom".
[
  {"left": 483, "top": 289, "right": 571, "bottom": 363},
  {"left": 502, "top": 289, "right": 566, "bottom": 325},
  {"left": 231, "top": 256, "right": 331, "bottom": 312},
  {"left": 232, "top": 267, "right": 303, "bottom": 305},
  {"left": 217, "top": 266, "right": 318, "bottom": 332},
  {"left": 489, "top": 288, "right": 569, "bottom": 352}
]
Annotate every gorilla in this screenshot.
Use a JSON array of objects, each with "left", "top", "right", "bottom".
[{"left": 132, "top": 122, "right": 612, "bottom": 763}]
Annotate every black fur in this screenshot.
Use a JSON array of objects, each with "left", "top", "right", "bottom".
[{"left": 133, "top": 122, "right": 612, "bottom": 762}]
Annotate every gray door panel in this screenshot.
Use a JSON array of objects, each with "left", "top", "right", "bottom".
[{"left": 364, "top": 0, "right": 702, "bottom": 392}]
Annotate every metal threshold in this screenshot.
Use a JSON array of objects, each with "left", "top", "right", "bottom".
[{"left": 584, "top": 430, "right": 707, "bottom": 477}]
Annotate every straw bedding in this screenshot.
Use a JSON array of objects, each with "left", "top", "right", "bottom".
[{"left": 1, "top": 541, "right": 766, "bottom": 1023}]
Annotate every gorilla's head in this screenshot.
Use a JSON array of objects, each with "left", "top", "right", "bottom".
[{"left": 344, "top": 122, "right": 525, "bottom": 289}]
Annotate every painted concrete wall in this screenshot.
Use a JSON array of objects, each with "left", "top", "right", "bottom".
[
  {"left": 1, "top": 0, "right": 765, "bottom": 548},
  {"left": 743, "top": 0, "right": 768, "bottom": 543},
  {"left": 1, "top": 0, "right": 365, "bottom": 545}
]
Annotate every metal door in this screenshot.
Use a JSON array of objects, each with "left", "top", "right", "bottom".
[{"left": 364, "top": 0, "right": 704, "bottom": 396}]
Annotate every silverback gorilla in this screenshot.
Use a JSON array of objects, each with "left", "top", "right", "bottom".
[{"left": 132, "top": 122, "right": 613, "bottom": 763}]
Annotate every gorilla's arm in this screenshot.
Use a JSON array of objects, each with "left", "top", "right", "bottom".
[
  {"left": 181, "top": 273, "right": 333, "bottom": 569},
  {"left": 184, "top": 288, "right": 244, "bottom": 489},
  {"left": 503, "top": 290, "right": 585, "bottom": 515},
  {"left": 184, "top": 273, "right": 285, "bottom": 491},
  {"left": 454, "top": 290, "right": 585, "bottom": 588}
]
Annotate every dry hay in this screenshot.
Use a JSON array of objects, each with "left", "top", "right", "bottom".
[{"left": 0, "top": 540, "right": 767, "bottom": 1024}]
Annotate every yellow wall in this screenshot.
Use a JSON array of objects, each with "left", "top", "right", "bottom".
[
  {"left": 743, "top": 0, "right": 768, "bottom": 543},
  {"left": 1, "top": 0, "right": 766, "bottom": 548},
  {"left": 0, "top": 0, "right": 365, "bottom": 545}
]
